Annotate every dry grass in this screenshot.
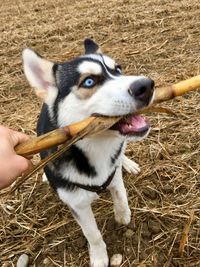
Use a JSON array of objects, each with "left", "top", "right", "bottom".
[{"left": 0, "top": 0, "right": 200, "bottom": 266}]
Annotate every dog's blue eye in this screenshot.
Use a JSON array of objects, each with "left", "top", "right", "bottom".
[{"left": 82, "top": 77, "right": 96, "bottom": 88}]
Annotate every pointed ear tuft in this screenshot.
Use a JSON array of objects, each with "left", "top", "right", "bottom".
[
  {"left": 84, "top": 38, "right": 101, "bottom": 54},
  {"left": 22, "top": 48, "right": 57, "bottom": 102}
]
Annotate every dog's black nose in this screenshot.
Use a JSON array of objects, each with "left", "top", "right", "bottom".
[{"left": 128, "top": 78, "right": 154, "bottom": 105}]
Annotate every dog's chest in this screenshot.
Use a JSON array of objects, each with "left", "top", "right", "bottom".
[{"left": 52, "top": 135, "right": 125, "bottom": 188}]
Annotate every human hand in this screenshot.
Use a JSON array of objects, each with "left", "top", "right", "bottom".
[{"left": 0, "top": 126, "right": 32, "bottom": 189}]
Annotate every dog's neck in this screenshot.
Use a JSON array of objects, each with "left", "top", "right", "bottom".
[{"left": 76, "top": 133, "right": 125, "bottom": 159}]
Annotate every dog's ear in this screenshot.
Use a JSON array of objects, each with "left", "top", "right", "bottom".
[
  {"left": 22, "top": 48, "right": 58, "bottom": 104},
  {"left": 84, "top": 38, "right": 102, "bottom": 54}
]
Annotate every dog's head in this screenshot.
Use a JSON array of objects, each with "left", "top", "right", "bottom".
[{"left": 23, "top": 39, "right": 154, "bottom": 140}]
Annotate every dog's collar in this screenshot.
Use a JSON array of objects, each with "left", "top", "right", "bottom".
[{"left": 71, "top": 168, "right": 117, "bottom": 193}]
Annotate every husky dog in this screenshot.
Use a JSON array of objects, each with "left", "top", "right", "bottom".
[{"left": 23, "top": 39, "right": 154, "bottom": 267}]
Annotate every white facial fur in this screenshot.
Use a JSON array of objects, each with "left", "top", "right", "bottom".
[
  {"left": 102, "top": 55, "right": 116, "bottom": 69},
  {"left": 78, "top": 61, "right": 102, "bottom": 75},
  {"left": 57, "top": 75, "right": 145, "bottom": 127},
  {"left": 57, "top": 53, "right": 147, "bottom": 127},
  {"left": 81, "top": 54, "right": 117, "bottom": 78}
]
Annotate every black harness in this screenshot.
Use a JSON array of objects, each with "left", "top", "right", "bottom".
[{"left": 70, "top": 168, "right": 117, "bottom": 194}]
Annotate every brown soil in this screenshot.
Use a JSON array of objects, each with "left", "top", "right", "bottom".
[{"left": 0, "top": 0, "right": 200, "bottom": 266}]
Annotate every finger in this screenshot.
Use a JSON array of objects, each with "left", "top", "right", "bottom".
[
  {"left": 10, "top": 157, "right": 33, "bottom": 187},
  {"left": 0, "top": 157, "right": 33, "bottom": 190},
  {"left": 14, "top": 156, "right": 33, "bottom": 174},
  {"left": 11, "top": 131, "right": 30, "bottom": 147}
]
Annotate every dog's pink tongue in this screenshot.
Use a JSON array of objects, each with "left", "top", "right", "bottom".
[
  {"left": 121, "top": 115, "right": 149, "bottom": 134},
  {"left": 130, "top": 115, "right": 148, "bottom": 131}
]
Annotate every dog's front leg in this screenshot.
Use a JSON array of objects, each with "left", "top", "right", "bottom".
[
  {"left": 71, "top": 200, "right": 109, "bottom": 267},
  {"left": 122, "top": 154, "right": 140, "bottom": 174},
  {"left": 58, "top": 189, "right": 109, "bottom": 267},
  {"left": 108, "top": 166, "right": 131, "bottom": 225}
]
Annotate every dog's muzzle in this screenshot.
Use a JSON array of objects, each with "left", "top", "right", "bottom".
[
  {"left": 111, "top": 78, "right": 154, "bottom": 137},
  {"left": 128, "top": 77, "right": 154, "bottom": 108}
]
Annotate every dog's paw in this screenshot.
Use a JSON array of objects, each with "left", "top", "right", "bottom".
[
  {"left": 122, "top": 155, "right": 140, "bottom": 175},
  {"left": 115, "top": 207, "right": 131, "bottom": 225},
  {"left": 90, "top": 244, "right": 109, "bottom": 267}
]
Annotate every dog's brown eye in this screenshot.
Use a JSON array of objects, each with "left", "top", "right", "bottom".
[{"left": 115, "top": 65, "right": 122, "bottom": 74}]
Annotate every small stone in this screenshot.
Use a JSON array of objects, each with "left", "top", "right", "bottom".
[
  {"left": 162, "top": 185, "right": 173, "bottom": 194},
  {"left": 127, "top": 223, "right": 136, "bottom": 231},
  {"left": 132, "top": 234, "right": 139, "bottom": 245},
  {"left": 148, "top": 220, "right": 161, "bottom": 234},
  {"left": 75, "top": 236, "right": 87, "bottom": 249},
  {"left": 158, "top": 252, "right": 166, "bottom": 262},
  {"left": 110, "top": 254, "right": 123, "bottom": 267},
  {"left": 43, "top": 258, "right": 51, "bottom": 265},
  {"left": 6, "top": 204, "right": 14, "bottom": 211},
  {"left": 141, "top": 222, "right": 151, "bottom": 238},
  {"left": 16, "top": 254, "right": 29, "bottom": 267},
  {"left": 176, "top": 199, "right": 184, "bottom": 205},
  {"left": 140, "top": 251, "right": 148, "bottom": 260},
  {"left": 143, "top": 188, "right": 157, "bottom": 200},
  {"left": 124, "top": 229, "right": 134, "bottom": 239},
  {"left": 125, "top": 247, "right": 132, "bottom": 255}
]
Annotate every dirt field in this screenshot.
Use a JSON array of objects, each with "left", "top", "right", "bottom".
[{"left": 0, "top": 0, "right": 200, "bottom": 266}]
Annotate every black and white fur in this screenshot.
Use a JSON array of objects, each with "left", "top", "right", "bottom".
[{"left": 23, "top": 39, "right": 154, "bottom": 267}]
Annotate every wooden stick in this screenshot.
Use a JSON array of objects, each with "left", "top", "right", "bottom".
[
  {"left": 15, "top": 107, "right": 173, "bottom": 157},
  {"left": 154, "top": 75, "right": 200, "bottom": 103},
  {"left": 15, "top": 75, "right": 200, "bottom": 157},
  {"left": 15, "top": 117, "right": 95, "bottom": 157}
]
